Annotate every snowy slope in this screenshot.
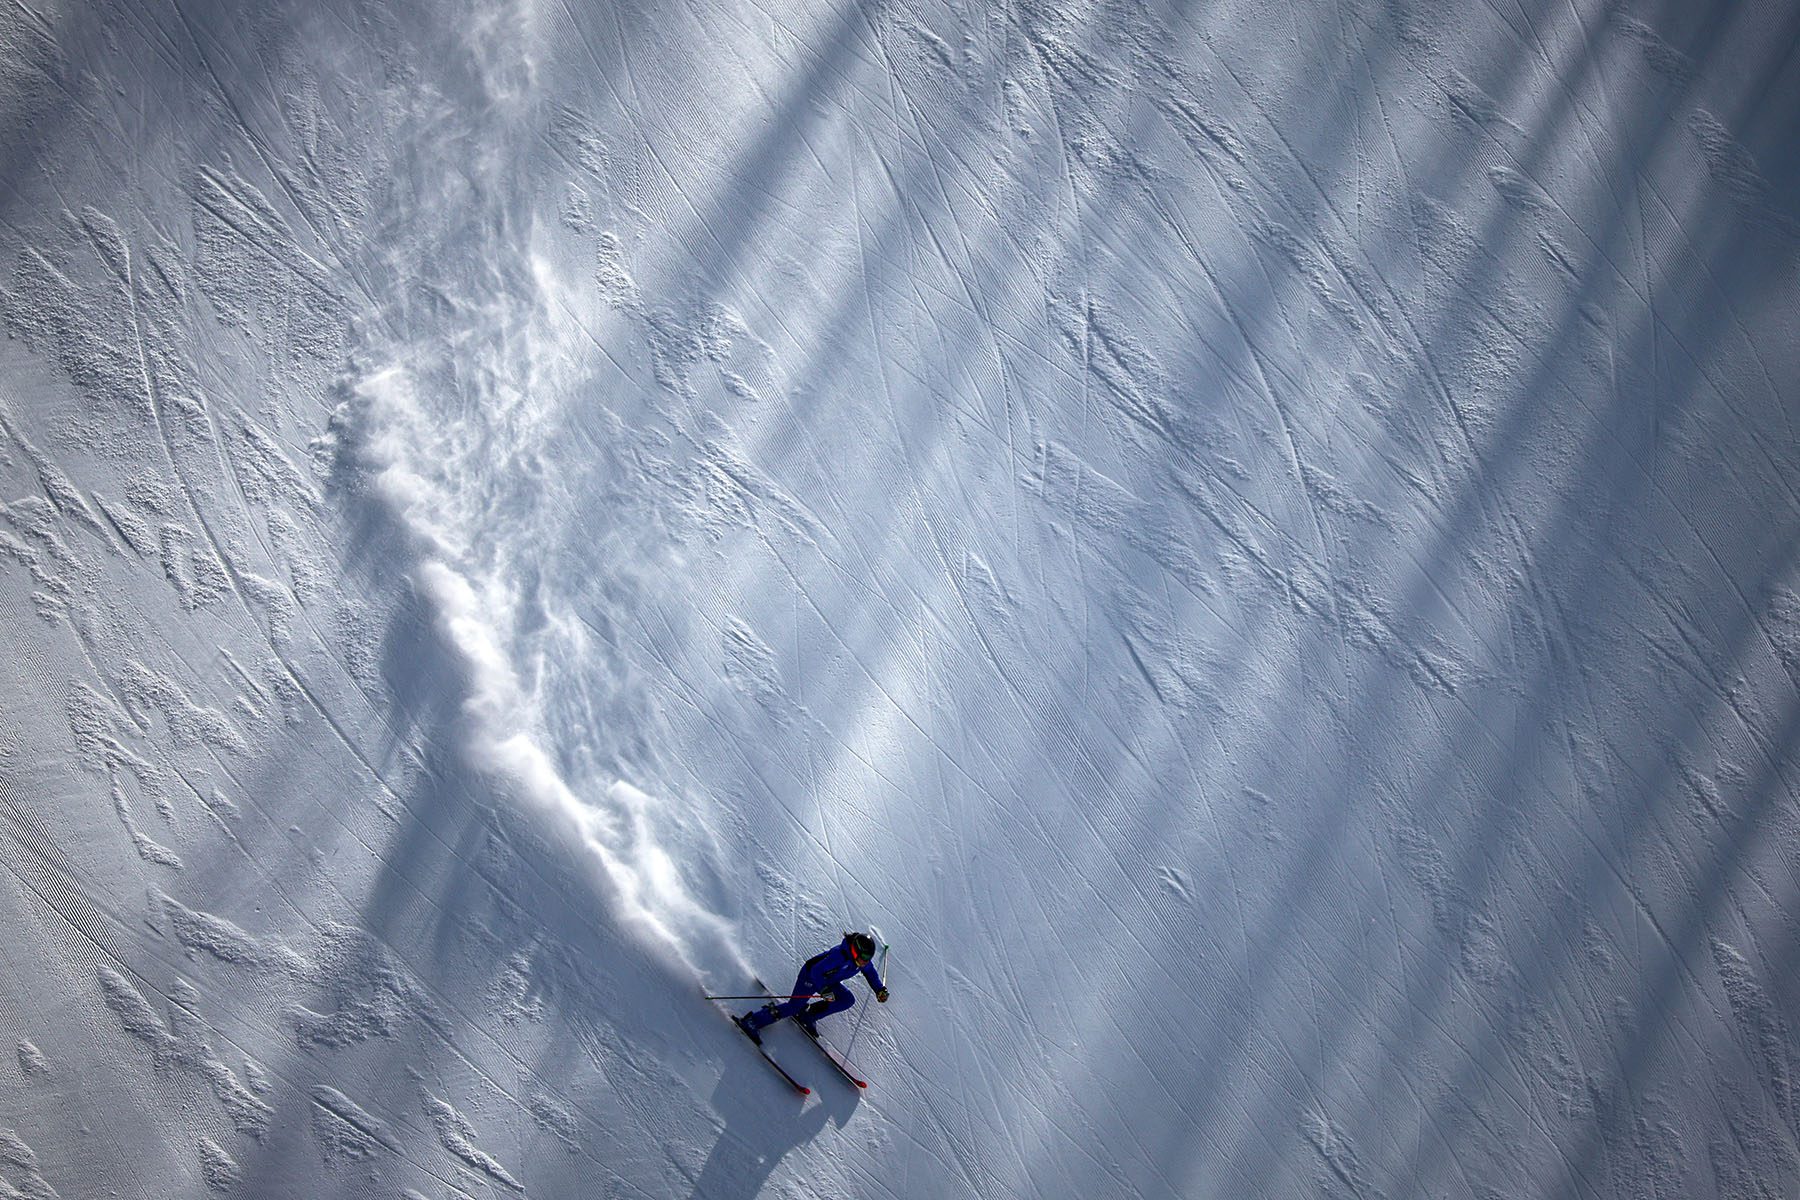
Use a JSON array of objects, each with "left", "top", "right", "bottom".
[{"left": 3, "top": 0, "right": 1799, "bottom": 1197}]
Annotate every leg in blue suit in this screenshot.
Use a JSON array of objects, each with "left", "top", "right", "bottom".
[
  {"left": 743, "top": 971, "right": 855, "bottom": 1033},
  {"left": 798, "top": 982, "right": 854, "bottom": 1030}
]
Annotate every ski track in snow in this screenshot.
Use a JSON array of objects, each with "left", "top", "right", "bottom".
[{"left": 1, "top": 0, "right": 1798, "bottom": 1197}]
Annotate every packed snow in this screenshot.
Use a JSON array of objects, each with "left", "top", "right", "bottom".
[{"left": 2, "top": 0, "right": 1798, "bottom": 1196}]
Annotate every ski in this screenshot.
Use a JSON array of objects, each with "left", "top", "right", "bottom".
[
  {"left": 796, "top": 1019, "right": 868, "bottom": 1089},
  {"left": 746, "top": 976, "right": 868, "bottom": 1090},
  {"left": 739, "top": 1019, "right": 812, "bottom": 1095},
  {"left": 703, "top": 990, "right": 810, "bottom": 1095}
]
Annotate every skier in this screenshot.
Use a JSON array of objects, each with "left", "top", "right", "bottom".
[{"left": 737, "top": 932, "right": 888, "bottom": 1043}]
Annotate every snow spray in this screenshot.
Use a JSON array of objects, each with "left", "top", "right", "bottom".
[{"left": 336, "top": 363, "right": 748, "bottom": 983}]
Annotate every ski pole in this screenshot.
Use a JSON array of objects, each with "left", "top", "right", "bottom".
[
  {"left": 703, "top": 993, "right": 815, "bottom": 1001},
  {"left": 845, "top": 936, "right": 890, "bottom": 1057}
]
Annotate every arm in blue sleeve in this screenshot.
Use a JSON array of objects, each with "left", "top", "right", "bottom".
[{"left": 861, "top": 962, "right": 885, "bottom": 991}]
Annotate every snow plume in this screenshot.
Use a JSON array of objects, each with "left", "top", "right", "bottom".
[{"left": 337, "top": 361, "right": 748, "bottom": 983}]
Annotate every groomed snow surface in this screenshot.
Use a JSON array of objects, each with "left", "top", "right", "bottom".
[{"left": 3, "top": 0, "right": 1798, "bottom": 1196}]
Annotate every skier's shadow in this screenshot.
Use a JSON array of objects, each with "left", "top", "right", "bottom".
[{"left": 689, "top": 1031, "right": 861, "bottom": 1199}]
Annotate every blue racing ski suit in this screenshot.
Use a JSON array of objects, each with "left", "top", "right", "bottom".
[{"left": 743, "top": 940, "right": 886, "bottom": 1033}]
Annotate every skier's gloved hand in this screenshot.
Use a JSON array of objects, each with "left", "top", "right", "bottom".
[{"left": 876, "top": 988, "right": 889, "bottom": 1003}]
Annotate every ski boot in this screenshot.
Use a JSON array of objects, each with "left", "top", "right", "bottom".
[
  {"left": 795, "top": 1002, "right": 829, "bottom": 1040},
  {"left": 736, "top": 1004, "right": 777, "bottom": 1045}
]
